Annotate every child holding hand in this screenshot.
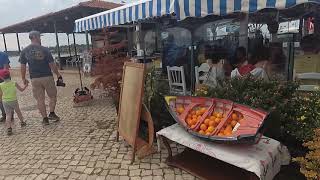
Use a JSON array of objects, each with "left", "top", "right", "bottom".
[{"left": 0, "top": 70, "right": 27, "bottom": 135}]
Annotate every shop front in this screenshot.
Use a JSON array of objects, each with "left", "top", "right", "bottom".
[{"left": 74, "top": 1, "right": 320, "bottom": 179}]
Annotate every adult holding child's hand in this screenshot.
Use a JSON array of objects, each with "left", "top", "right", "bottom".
[{"left": 19, "top": 31, "right": 62, "bottom": 125}]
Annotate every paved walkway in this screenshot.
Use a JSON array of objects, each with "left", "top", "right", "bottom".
[{"left": 0, "top": 72, "right": 195, "bottom": 180}]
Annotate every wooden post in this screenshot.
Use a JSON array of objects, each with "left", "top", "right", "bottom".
[
  {"left": 73, "top": 33, "right": 78, "bottom": 57},
  {"left": 54, "top": 22, "right": 62, "bottom": 70},
  {"left": 67, "top": 34, "right": 72, "bottom": 57},
  {"left": 2, "top": 33, "right": 7, "bottom": 52},
  {"left": 16, "top": 33, "right": 21, "bottom": 53}
]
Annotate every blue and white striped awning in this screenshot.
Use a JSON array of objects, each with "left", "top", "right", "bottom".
[{"left": 74, "top": 0, "right": 320, "bottom": 32}]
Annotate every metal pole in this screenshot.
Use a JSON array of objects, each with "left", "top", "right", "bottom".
[
  {"left": 16, "top": 33, "right": 21, "bottom": 53},
  {"left": 2, "top": 33, "right": 7, "bottom": 52},
  {"left": 155, "top": 23, "right": 159, "bottom": 51},
  {"left": 67, "top": 34, "right": 71, "bottom": 57},
  {"left": 190, "top": 45, "right": 195, "bottom": 94},
  {"left": 85, "top": 31, "right": 90, "bottom": 51},
  {"left": 287, "top": 41, "right": 295, "bottom": 81},
  {"left": 127, "top": 27, "right": 132, "bottom": 56},
  {"left": 73, "top": 33, "right": 77, "bottom": 57},
  {"left": 54, "top": 22, "right": 62, "bottom": 70}
]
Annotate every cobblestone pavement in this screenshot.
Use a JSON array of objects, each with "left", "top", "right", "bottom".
[{"left": 0, "top": 71, "right": 196, "bottom": 180}]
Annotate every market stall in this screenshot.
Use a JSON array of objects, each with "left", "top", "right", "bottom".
[{"left": 73, "top": 0, "right": 320, "bottom": 179}]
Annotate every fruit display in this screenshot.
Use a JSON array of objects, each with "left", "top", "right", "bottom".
[
  {"left": 216, "top": 112, "right": 242, "bottom": 137},
  {"left": 165, "top": 96, "right": 268, "bottom": 144},
  {"left": 195, "top": 111, "right": 224, "bottom": 136}
]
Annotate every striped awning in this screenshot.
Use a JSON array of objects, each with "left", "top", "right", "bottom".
[{"left": 74, "top": 0, "right": 320, "bottom": 32}]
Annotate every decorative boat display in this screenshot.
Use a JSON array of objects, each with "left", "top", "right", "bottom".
[{"left": 165, "top": 96, "right": 269, "bottom": 144}]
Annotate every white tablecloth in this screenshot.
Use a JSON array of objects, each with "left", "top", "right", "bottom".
[{"left": 157, "top": 124, "right": 290, "bottom": 180}]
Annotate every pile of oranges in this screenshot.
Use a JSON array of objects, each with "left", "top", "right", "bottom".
[
  {"left": 197, "top": 111, "right": 224, "bottom": 135},
  {"left": 217, "top": 112, "right": 243, "bottom": 137},
  {"left": 184, "top": 107, "right": 207, "bottom": 129},
  {"left": 176, "top": 106, "right": 245, "bottom": 138}
]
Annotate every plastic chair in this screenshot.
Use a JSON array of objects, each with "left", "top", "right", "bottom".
[
  {"left": 296, "top": 73, "right": 320, "bottom": 91},
  {"left": 167, "top": 66, "right": 187, "bottom": 95},
  {"left": 66, "top": 56, "right": 77, "bottom": 67}
]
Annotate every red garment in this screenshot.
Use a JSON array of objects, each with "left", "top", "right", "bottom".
[{"left": 238, "top": 64, "right": 255, "bottom": 76}]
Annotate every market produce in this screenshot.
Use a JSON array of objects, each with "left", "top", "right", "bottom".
[
  {"left": 167, "top": 96, "right": 268, "bottom": 144},
  {"left": 196, "top": 111, "right": 224, "bottom": 136},
  {"left": 217, "top": 112, "right": 242, "bottom": 137},
  {"left": 176, "top": 106, "right": 207, "bottom": 128}
]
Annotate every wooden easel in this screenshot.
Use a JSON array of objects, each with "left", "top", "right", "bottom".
[{"left": 116, "top": 62, "right": 155, "bottom": 164}]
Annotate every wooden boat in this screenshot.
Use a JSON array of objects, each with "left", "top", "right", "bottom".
[{"left": 164, "top": 96, "right": 269, "bottom": 144}]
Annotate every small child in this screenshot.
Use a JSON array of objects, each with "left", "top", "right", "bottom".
[{"left": 0, "top": 70, "right": 27, "bottom": 135}]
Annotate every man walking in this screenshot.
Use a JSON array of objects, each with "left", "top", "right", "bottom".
[
  {"left": 19, "top": 31, "right": 61, "bottom": 125},
  {"left": 0, "top": 51, "right": 13, "bottom": 122}
]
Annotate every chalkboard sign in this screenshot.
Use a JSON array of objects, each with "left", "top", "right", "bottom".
[{"left": 117, "top": 62, "right": 145, "bottom": 162}]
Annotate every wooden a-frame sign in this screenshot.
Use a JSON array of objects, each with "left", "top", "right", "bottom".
[{"left": 117, "top": 62, "right": 155, "bottom": 163}]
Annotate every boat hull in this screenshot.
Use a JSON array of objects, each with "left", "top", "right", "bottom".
[{"left": 165, "top": 96, "right": 269, "bottom": 144}]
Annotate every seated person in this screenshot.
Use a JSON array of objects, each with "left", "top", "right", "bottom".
[
  {"left": 231, "top": 47, "right": 268, "bottom": 80},
  {"left": 198, "top": 49, "right": 225, "bottom": 88},
  {"left": 231, "top": 46, "right": 248, "bottom": 69}
]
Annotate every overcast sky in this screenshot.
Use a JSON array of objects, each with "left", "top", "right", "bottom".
[{"left": 0, "top": 0, "right": 131, "bottom": 51}]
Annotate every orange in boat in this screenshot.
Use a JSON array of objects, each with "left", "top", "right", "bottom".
[
  {"left": 191, "top": 110, "right": 196, "bottom": 115},
  {"left": 200, "top": 124, "right": 207, "bottom": 131},
  {"left": 176, "top": 107, "right": 185, "bottom": 114},
  {"left": 231, "top": 120, "right": 237, "bottom": 127},
  {"left": 199, "top": 130, "right": 205, "bottom": 135},
  {"left": 226, "top": 125, "right": 233, "bottom": 132},
  {"left": 186, "top": 118, "right": 192, "bottom": 126},
  {"left": 207, "top": 126, "right": 214, "bottom": 133},
  {"left": 209, "top": 120, "right": 216, "bottom": 127},
  {"left": 215, "top": 118, "right": 221, "bottom": 124},
  {"left": 216, "top": 113, "right": 223, "bottom": 118},
  {"left": 191, "top": 119, "right": 197, "bottom": 125},
  {"left": 196, "top": 110, "right": 202, "bottom": 116},
  {"left": 232, "top": 113, "right": 238, "bottom": 120},
  {"left": 204, "top": 119, "right": 210, "bottom": 126},
  {"left": 224, "top": 130, "right": 232, "bottom": 136}
]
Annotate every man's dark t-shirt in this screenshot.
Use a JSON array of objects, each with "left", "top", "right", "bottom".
[{"left": 19, "top": 44, "right": 54, "bottom": 79}]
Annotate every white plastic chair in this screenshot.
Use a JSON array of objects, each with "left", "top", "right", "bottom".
[
  {"left": 66, "top": 56, "right": 78, "bottom": 67},
  {"left": 296, "top": 73, "right": 320, "bottom": 91},
  {"left": 195, "top": 63, "right": 210, "bottom": 84},
  {"left": 167, "top": 66, "right": 187, "bottom": 95}
]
